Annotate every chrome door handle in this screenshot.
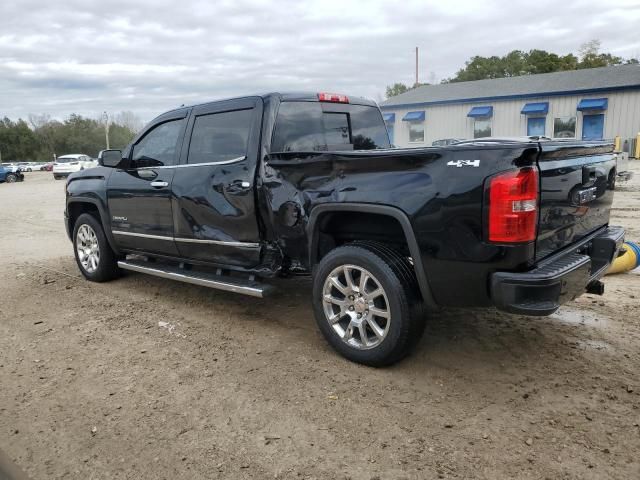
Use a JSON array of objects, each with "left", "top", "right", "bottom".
[{"left": 150, "top": 181, "right": 169, "bottom": 188}]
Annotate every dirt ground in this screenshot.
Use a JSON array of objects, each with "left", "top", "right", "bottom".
[{"left": 1, "top": 167, "right": 639, "bottom": 480}]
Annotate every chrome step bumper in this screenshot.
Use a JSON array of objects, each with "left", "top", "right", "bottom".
[{"left": 117, "top": 260, "right": 273, "bottom": 298}]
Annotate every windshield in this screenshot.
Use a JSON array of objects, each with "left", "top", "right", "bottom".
[{"left": 272, "top": 101, "right": 390, "bottom": 152}]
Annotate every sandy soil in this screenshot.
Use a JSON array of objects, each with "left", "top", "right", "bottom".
[{"left": 1, "top": 168, "right": 639, "bottom": 480}]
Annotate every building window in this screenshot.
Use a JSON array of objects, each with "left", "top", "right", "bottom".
[
  {"left": 527, "top": 117, "right": 545, "bottom": 136},
  {"left": 474, "top": 119, "right": 492, "bottom": 138},
  {"left": 409, "top": 122, "right": 424, "bottom": 143},
  {"left": 553, "top": 116, "right": 576, "bottom": 138}
]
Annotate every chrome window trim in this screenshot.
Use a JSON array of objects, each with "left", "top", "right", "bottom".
[
  {"left": 112, "top": 230, "right": 259, "bottom": 248},
  {"left": 136, "top": 156, "right": 247, "bottom": 171}
]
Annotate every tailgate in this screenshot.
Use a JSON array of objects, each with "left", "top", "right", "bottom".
[{"left": 536, "top": 141, "right": 616, "bottom": 261}]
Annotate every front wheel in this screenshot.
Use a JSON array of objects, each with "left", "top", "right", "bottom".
[
  {"left": 72, "top": 213, "right": 120, "bottom": 282},
  {"left": 5, "top": 174, "right": 17, "bottom": 183},
  {"left": 312, "top": 243, "right": 425, "bottom": 366}
]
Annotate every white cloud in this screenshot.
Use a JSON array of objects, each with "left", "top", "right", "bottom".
[{"left": 0, "top": 0, "right": 639, "bottom": 122}]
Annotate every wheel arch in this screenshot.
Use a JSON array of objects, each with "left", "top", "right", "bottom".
[
  {"left": 307, "top": 203, "right": 437, "bottom": 309},
  {"left": 67, "top": 197, "right": 120, "bottom": 255}
]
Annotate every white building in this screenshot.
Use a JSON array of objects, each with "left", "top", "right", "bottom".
[{"left": 380, "top": 64, "right": 640, "bottom": 153}]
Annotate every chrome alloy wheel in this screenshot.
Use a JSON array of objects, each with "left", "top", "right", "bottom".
[
  {"left": 76, "top": 224, "right": 100, "bottom": 273},
  {"left": 322, "top": 264, "right": 391, "bottom": 350}
]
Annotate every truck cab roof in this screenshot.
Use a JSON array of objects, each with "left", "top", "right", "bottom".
[{"left": 161, "top": 92, "right": 378, "bottom": 118}]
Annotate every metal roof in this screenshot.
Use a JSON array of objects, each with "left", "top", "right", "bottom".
[{"left": 380, "top": 64, "right": 640, "bottom": 109}]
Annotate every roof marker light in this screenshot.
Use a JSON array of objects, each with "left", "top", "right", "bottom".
[{"left": 318, "top": 93, "right": 349, "bottom": 103}]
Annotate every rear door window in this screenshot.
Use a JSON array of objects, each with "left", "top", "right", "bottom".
[
  {"left": 187, "top": 109, "right": 253, "bottom": 164},
  {"left": 272, "top": 101, "right": 390, "bottom": 152}
]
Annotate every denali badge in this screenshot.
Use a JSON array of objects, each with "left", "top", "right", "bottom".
[
  {"left": 113, "top": 216, "right": 128, "bottom": 221},
  {"left": 447, "top": 160, "right": 480, "bottom": 168}
]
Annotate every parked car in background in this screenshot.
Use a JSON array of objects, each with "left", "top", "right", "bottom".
[
  {"left": 42, "top": 162, "right": 54, "bottom": 172},
  {"left": 17, "top": 162, "right": 32, "bottom": 172},
  {"left": 53, "top": 154, "right": 96, "bottom": 180},
  {"left": 1, "top": 163, "right": 22, "bottom": 174},
  {"left": 0, "top": 164, "right": 24, "bottom": 183},
  {"left": 431, "top": 138, "right": 465, "bottom": 146}
]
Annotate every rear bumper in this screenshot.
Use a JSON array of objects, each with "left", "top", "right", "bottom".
[{"left": 491, "top": 226, "right": 625, "bottom": 316}]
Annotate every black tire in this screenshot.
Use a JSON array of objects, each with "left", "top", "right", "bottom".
[
  {"left": 53, "top": 175, "right": 60, "bottom": 180},
  {"left": 312, "top": 243, "right": 425, "bottom": 367},
  {"left": 5, "top": 174, "right": 17, "bottom": 183},
  {"left": 72, "top": 213, "right": 120, "bottom": 282}
]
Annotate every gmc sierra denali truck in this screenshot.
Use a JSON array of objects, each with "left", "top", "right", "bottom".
[{"left": 64, "top": 92, "right": 624, "bottom": 366}]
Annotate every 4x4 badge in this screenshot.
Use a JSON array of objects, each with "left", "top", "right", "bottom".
[{"left": 447, "top": 160, "right": 481, "bottom": 168}]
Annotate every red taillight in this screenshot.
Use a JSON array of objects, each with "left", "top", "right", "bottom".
[
  {"left": 488, "top": 167, "right": 539, "bottom": 243},
  {"left": 318, "top": 92, "right": 349, "bottom": 103}
]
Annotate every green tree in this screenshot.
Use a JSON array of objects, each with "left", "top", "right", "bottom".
[
  {"left": 441, "top": 41, "right": 628, "bottom": 83},
  {"left": 577, "top": 40, "right": 622, "bottom": 69},
  {"left": 385, "top": 82, "right": 430, "bottom": 99},
  {"left": 0, "top": 112, "right": 141, "bottom": 162},
  {"left": 385, "top": 83, "right": 410, "bottom": 98},
  {"left": 0, "top": 117, "right": 40, "bottom": 161}
]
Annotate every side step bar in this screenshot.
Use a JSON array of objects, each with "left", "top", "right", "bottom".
[{"left": 117, "top": 260, "right": 274, "bottom": 298}]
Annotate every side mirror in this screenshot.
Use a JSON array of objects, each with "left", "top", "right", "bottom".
[{"left": 98, "top": 149, "right": 123, "bottom": 168}]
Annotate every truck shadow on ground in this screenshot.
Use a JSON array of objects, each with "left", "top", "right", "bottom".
[{"left": 108, "top": 269, "right": 608, "bottom": 375}]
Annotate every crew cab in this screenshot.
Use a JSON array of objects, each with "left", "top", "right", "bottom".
[{"left": 64, "top": 92, "right": 624, "bottom": 366}]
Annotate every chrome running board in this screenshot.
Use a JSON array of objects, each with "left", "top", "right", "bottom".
[{"left": 117, "top": 260, "right": 273, "bottom": 298}]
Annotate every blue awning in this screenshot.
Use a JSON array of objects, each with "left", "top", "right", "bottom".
[
  {"left": 383, "top": 112, "right": 395, "bottom": 122},
  {"left": 521, "top": 102, "right": 549, "bottom": 115},
  {"left": 467, "top": 106, "right": 493, "bottom": 118},
  {"left": 577, "top": 98, "right": 608, "bottom": 111},
  {"left": 402, "top": 111, "right": 425, "bottom": 121}
]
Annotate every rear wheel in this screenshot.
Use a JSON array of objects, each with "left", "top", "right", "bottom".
[
  {"left": 312, "top": 243, "right": 425, "bottom": 366},
  {"left": 5, "top": 174, "right": 17, "bottom": 183},
  {"left": 73, "top": 213, "right": 120, "bottom": 282}
]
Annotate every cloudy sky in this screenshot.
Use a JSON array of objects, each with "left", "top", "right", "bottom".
[{"left": 1, "top": 0, "right": 639, "bottom": 123}]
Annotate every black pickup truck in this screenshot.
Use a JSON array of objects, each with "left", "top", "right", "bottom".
[{"left": 65, "top": 92, "right": 624, "bottom": 366}]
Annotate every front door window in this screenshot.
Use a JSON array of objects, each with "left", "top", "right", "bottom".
[{"left": 131, "top": 119, "right": 185, "bottom": 168}]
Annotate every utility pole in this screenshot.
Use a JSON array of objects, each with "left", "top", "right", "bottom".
[
  {"left": 415, "top": 46, "right": 419, "bottom": 87},
  {"left": 102, "top": 111, "right": 110, "bottom": 149}
]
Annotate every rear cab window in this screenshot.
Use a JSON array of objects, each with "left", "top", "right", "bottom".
[{"left": 272, "top": 101, "right": 390, "bottom": 152}]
